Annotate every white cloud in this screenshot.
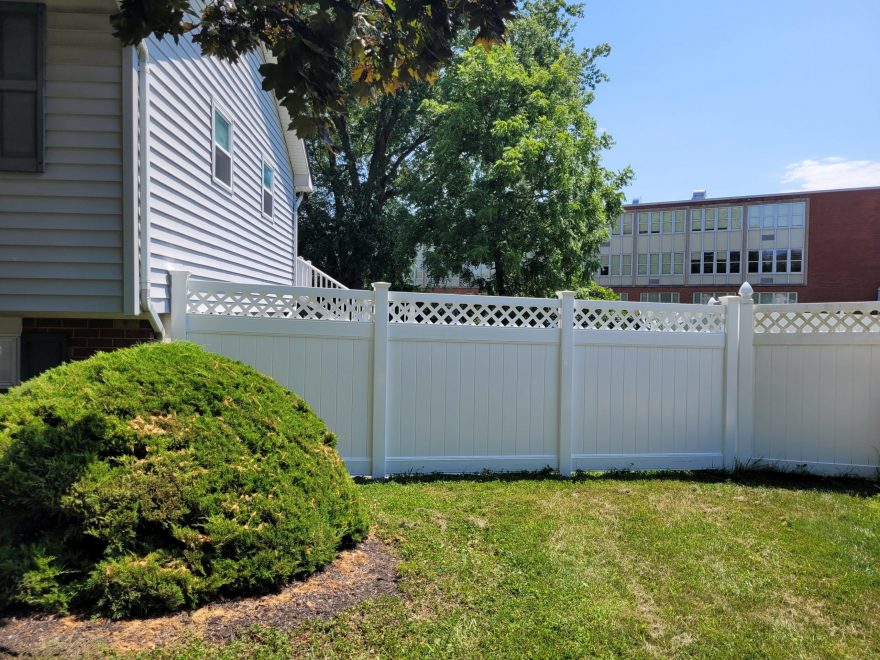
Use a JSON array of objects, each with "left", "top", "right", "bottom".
[{"left": 780, "top": 157, "right": 880, "bottom": 191}]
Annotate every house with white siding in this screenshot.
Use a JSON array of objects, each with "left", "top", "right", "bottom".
[{"left": 0, "top": 0, "right": 337, "bottom": 388}]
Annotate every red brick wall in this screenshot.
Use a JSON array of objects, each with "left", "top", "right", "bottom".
[
  {"left": 801, "top": 188, "right": 880, "bottom": 302},
  {"left": 21, "top": 318, "right": 157, "bottom": 361}
]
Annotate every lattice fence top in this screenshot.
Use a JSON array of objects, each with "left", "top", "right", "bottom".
[
  {"left": 574, "top": 302, "right": 726, "bottom": 333},
  {"left": 388, "top": 294, "right": 559, "bottom": 327},
  {"left": 754, "top": 303, "right": 880, "bottom": 333},
  {"left": 188, "top": 285, "right": 373, "bottom": 321}
]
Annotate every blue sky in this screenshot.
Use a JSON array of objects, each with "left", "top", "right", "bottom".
[{"left": 574, "top": 0, "right": 880, "bottom": 203}]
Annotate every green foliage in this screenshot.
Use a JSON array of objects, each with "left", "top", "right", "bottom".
[
  {"left": 409, "top": 0, "right": 632, "bottom": 296},
  {"left": 0, "top": 343, "right": 368, "bottom": 619},
  {"left": 575, "top": 281, "right": 619, "bottom": 300},
  {"left": 110, "top": 0, "right": 517, "bottom": 136},
  {"left": 299, "top": 85, "right": 431, "bottom": 288}
]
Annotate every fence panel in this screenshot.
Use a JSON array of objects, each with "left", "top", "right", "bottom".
[
  {"left": 750, "top": 302, "right": 880, "bottom": 477},
  {"left": 171, "top": 273, "right": 880, "bottom": 478}
]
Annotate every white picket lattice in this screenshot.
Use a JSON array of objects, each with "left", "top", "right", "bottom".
[
  {"left": 388, "top": 292, "right": 559, "bottom": 327},
  {"left": 574, "top": 301, "right": 726, "bottom": 333},
  {"left": 754, "top": 303, "right": 880, "bottom": 333},
  {"left": 187, "top": 282, "right": 373, "bottom": 321}
]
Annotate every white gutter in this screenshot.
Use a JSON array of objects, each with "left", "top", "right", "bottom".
[
  {"left": 293, "top": 192, "right": 304, "bottom": 265},
  {"left": 135, "top": 43, "right": 165, "bottom": 339}
]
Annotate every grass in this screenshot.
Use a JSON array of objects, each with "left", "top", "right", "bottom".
[{"left": 143, "top": 471, "right": 879, "bottom": 658}]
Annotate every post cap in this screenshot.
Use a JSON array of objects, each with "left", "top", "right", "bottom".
[
  {"left": 556, "top": 290, "right": 577, "bottom": 298},
  {"left": 372, "top": 282, "right": 391, "bottom": 290},
  {"left": 738, "top": 281, "right": 754, "bottom": 301}
]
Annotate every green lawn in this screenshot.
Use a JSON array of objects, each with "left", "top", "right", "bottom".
[{"left": 152, "top": 472, "right": 879, "bottom": 659}]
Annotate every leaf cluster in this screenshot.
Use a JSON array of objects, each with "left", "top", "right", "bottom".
[{"left": 111, "top": 0, "right": 518, "bottom": 135}]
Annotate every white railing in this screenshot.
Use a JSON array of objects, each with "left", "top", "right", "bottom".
[
  {"left": 168, "top": 272, "right": 880, "bottom": 480},
  {"left": 294, "top": 257, "right": 348, "bottom": 289}
]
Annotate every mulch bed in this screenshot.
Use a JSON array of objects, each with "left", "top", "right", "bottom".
[{"left": 0, "top": 536, "right": 399, "bottom": 657}]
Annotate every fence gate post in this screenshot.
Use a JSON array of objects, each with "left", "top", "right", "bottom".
[
  {"left": 169, "top": 270, "right": 190, "bottom": 340},
  {"left": 720, "top": 295, "right": 740, "bottom": 471},
  {"left": 736, "top": 282, "right": 755, "bottom": 468},
  {"left": 371, "top": 283, "right": 391, "bottom": 479},
  {"left": 557, "top": 291, "right": 576, "bottom": 476}
]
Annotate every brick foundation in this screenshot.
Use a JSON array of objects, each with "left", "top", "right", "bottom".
[{"left": 21, "top": 318, "right": 157, "bottom": 361}]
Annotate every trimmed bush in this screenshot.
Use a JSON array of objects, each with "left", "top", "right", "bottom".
[{"left": 0, "top": 342, "right": 369, "bottom": 619}]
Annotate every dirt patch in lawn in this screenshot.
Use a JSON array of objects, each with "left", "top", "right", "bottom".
[{"left": 0, "top": 536, "right": 398, "bottom": 658}]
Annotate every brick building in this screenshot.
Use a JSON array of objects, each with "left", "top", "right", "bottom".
[{"left": 596, "top": 186, "right": 880, "bottom": 304}]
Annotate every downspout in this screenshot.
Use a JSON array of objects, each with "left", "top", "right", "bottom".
[
  {"left": 135, "top": 43, "right": 166, "bottom": 339},
  {"left": 293, "top": 191, "right": 304, "bottom": 282}
]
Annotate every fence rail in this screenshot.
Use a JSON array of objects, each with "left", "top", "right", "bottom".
[{"left": 169, "top": 272, "right": 880, "bottom": 479}]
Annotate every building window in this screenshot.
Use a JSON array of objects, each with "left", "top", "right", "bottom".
[
  {"left": 755, "top": 292, "right": 798, "bottom": 304},
  {"left": 622, "top": 254, "right": 632, "bottom": 276},
  {"left": 213, "top": 105, "right": 233, "bottom": 188},
  {"left": 623, "top": 212, "right": 633, "bottom": 235},
  {"left": 640, "top": 292, "right": 679, "bottom": 303},
  {"left": 693, "top": 292, "right": 736, "bottom": 304},
  {"left": 716, "top": 251, "right": 727, "bottom": 274},
  {"left": 618, "top": 293, "right": 629, "bottom": 301},
  {"left": 748, "top": 250, "right": 759, "bottom": 273},
  {"left": 703, "top": 251, "right": 714, "bottom": 274},
  {"left": 610, "top": 254, "right": 620, "bottom": 275},
  {"left": 790, "top": 249, "right": 802, "bottom": 273},
  {"left": 730, "top": 251, "right": 741, "bottom": 274},
  {"left": 748, "top": 202, "right": 806, "bottom": 229},
  {"left": 611, "top": 214, "right": 621, "bottom": 234},
  {"left": 0, "top": 3, "right": 45, "bottom": 172},
  {"left": 761, "top": 250, "right": 774, "bottom": 273},
  {"left": 649, "top": 253, "right": 660, "bottom": 275},
  {"left": 637, "top": 253, "right": 648, "bottom": 275},
  {"left": 691, "top": 251, "right": 701, "bottom": 274},
  {"left": 599, "top": 255, "right": 609, "bottom": 276},
  {"left": 261, "top": 160, "right": 274, "bottom": 218},
  {"left": 691, "top": 209, "right": 702, "bottom": 231}
]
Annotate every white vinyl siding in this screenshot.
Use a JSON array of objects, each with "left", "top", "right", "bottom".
[
  {"left": 0, "top": 7, "right": 124, "bottom": 314},
  {"left": 145, "top": 27, "right": 296, "bottom": 312}
]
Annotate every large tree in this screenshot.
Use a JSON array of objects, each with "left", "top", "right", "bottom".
[
  {"left": 297, "top": 79, "right": 430, "bottom": 288},
  {"left": 408, "top": 0, "right": 631, "bottom": 296},
  {"left": 111, "top": 0, "right": 516, "bottom": 136}
]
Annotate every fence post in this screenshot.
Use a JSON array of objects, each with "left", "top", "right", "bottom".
[
  {"left": 557, "top": 291, "right": 576, "bottom": 476},
  {"left": 169, "top": 270, "right": 190, "bottom": 340},
  {"left": 720, "top": 295, "right": 740, "bottom": 471},
  {"left": 371, "top": 282, "right": 391, "bottom": 479},
  {"left": 736, "top": 282, "right": 755, "bottom": 468}
]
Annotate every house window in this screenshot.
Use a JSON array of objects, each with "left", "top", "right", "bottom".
[
  {"left": 775, "top": 249, "right": 788, "bottom": 273},
  {"left": 623, "top": 212, "right": 633, "bottom": 235},
  {"left": 649, "top": 253, "right": 660, "bottom": 275},
  {"left": 716, "top": 250, "right": 727, "bottom": 274},
  {"left": 0, "top": 3, "right": 45, "bottom": 172},
  {"left": 790, "top": 249, "right": 802, "bottom": 273},
  {"left": 691, "top": 252, "right": 701, "bottom": 274},
  {"left": 673, "top": 252, "right": 684, "bottom": 275},
  {"left": 638, "top": 213, "right": 649, "bottom": 234},
  {"left": 761, "top": 250, "right": 774, "bottom": 273},
  {"left": 691, "top": 209, "right": 702, "bottom": 231},
  {"left": 704, "top": 208, "right": 716, "bottom": 231},
  {"left": 599, "top": 255, "right": 609, "bottom": 276},
  {"left": 262, "top": 160, "right": 274, "bottom": 218},
  {"left": 622, "top": 254, "right": 632, "bottom": 276},
  {"left": 637, "top": 253, "right": 648, "bottom": 275},
  {"left": 640, "top": 292, "right": 679, "bottom": 303},
  {"left": 213, "top": 106, "right": 233, "bottom": 188},
  {"left": 618, "top": 293, "right": 629, "bottom": 301}
]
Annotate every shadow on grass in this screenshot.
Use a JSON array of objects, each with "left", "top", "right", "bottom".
[{"left": 355, "top": 467, "right": 879, "bottom": 497}]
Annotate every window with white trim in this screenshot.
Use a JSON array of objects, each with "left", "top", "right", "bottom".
[
  {"left": 690, "top": 250, "right": 740, "bottom": 275},
  {"left": 261, "top": 160, "right": 274, "bottom": 218},
  {"left": 610, "top": 212, "right": 634, "bottom": 235},
  {"left": 638, "top": 252, "right": 683, "bottom": 276},
  {"left": 640, "top": 292, "right": 679, "bottom": 303},
  {"left": 213, "top": 105, "right": 233, "bottom": 188},
  {"left": 691, "top": 206, "right": 743, "bottom": 232}
]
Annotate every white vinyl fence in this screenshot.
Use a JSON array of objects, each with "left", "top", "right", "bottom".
[{"left": 169, "top": 272, "right": 880, "bottom": 478}]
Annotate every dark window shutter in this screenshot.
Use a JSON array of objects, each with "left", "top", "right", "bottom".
[{"left": 0, "top": 3, "right": 45, "bottom": 172}]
